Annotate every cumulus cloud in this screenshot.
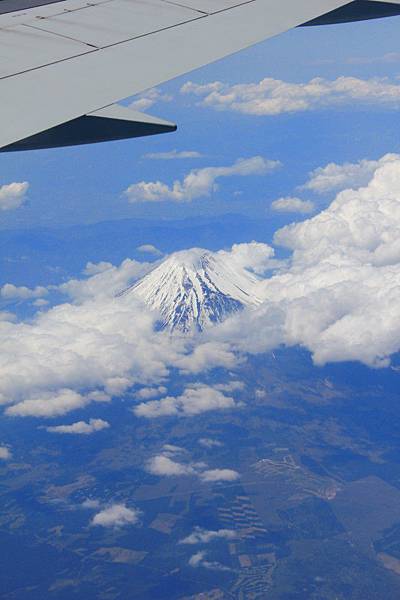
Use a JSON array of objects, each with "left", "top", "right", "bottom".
[
  {"left": 175, "top": 342, "right": 238, "bottom": 375},
  {"left": 5, "top": 389, "right": 107, "bottom": 418},
  {"left": 180, "top": 527, "right": 237, "bottom": 544},
  {"left": 209, "top": 155, "right": 400, "bottom": 367},
  {"left": 143, "top": 150, "right": 202, "bottom": 160},
  {"left": 0, "top": 182, "right": 29, "bottom": 211},
  {"left": 134, "top": 386, "right": 167, "bottom": 400},
  {"left": 60, "top": 257, "right": 152, "bottom": 302},
  {"left": 181, "top": 76, "right": 400, "bottom": 116},
  {"left": 146, "top": 454, "right": 196, "bottom": 477},
  {"left": 200, "top": 469, "right": 240, "bottom": 482},
  {"left": 0, "top": 257, "right": 236, "bottom": 416},
  {"left": 129, "top": 87, "right": 172, "bottom": 112},
  {"left": 146, "top": 447, "right": 238, "bottom": 482},
  {"left": 91, "top": 503, "right": 140, "bottom": 528},
  {"left": 188, "top": 551, "right": 231, "bottom": 571},
  {"left": 45, "top": 418, "right": 109, "bottom": 435},
  {"left": 302, "top": 154, "right": 399, "bottom": 194},
  {"left": 124, "top": 156, "right": 280, "bottom": 203},
  {"left": 0, "top": 446, "right": 11, "bottom": 460},
  {"left": 1, "top": 283, "right": 47, "bottom": 301},
  {"left": 214, "top": 380, "right": 244, "bottom": 392},
  {"left": 134, "top": 384, "right": 238, "bottom": 419},
  {"left": 136, "top": 244, "right": 163, "bottom": 257},
  {"left": 217, "top": 241, "right": 277, "bottom": 276},
  {"left": 271, "top": 197, "right": 315, "bottom": 214},
  {"left": 83, "top": 261, "right": 114, "bottom": 276}
]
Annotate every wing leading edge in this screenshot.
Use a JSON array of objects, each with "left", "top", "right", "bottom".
[{"left": 0, "top": 0, "right": 387, "bottom": 151}]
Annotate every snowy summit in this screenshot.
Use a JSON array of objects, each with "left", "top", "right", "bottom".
[{"left": 118, "top": 248, "right": 262, "bottom": 333}]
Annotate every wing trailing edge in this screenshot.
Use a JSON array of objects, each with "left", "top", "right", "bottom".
[{"left": 0, "top": 105, "right": 176, "bottom": 152}]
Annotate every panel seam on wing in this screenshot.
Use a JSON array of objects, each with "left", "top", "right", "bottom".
[
  {"left": 23, "top": 22, "right": 100, "bottom": 48},
  {"left": 0, "top": 11, "right": 209, "bottom": 80}
]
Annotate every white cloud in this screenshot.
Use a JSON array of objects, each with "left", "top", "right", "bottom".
[
  {"left": 271, "top": 197, "right": 315, "bottom": 214},
  {"left": 136, "top": 244, "right": 163, "bottom": 257},
  {"left": 134, "top": 386, "right": 167, "bottom": 400},
  {"left": 181, "top": 76, "right": 400, "bottom": 116},
  {"left": 209, "top": 155, "right": 400, "bottom": 367},
  {"left": 0, "top": 446, "right": 11, "bottom": 460},
  {"left": 129, "top": 87, "right": 172, "bottom": 112},
  {"left": 1, "top": 283, "right": 47, "bottom": 301},
  {"left": 302, "top": 154, "right": 399, "bottom": 194},
  {"left": 200, "top": 469, "right": 240, "bottom": 482},
  {"left": 60, "top": 257, "right": 152, "bottom": 302},
  {"left": 0, "top": 259, "right": 235, "bottom": 417},
  {"left": 162, "top": 444, "right": 186, "bottom": 455},
  {"left": 188, "top": 550, "right": 207, "bottom": 567},
  {"left": 32, "top": 299, "right": 49, "bottom": 308},
  {"left": 188, "top": 550, "right": 231, "bottom": 571},
  {"left": 0, "top": 182, "right": 29, "bottom": 211},
  {"left": 134, "top": 384, "right": 238, "bottom": 418},
  {"left": 213, "top": 380, "right": 244, "bottom": 393},
  {"left": 217, "top": 241, "right": 277, "bottom": 276},
  {"left": 124, "top": 156, "right": 280, "bottom": 203},
  {"left": 91, "top": 503, "right": 140, "bottom": 528},
  {"left": 198, "top": 438, "right": 223, "bottom": 449},
  {"left": 146, "top": 454, "right": 196, "bottom": 477},
  {"left": 175, "top": 342, "right": 238, "bottom": 374},
  {"left": 45, "top": 418, "right": 109, "bottom": 435},
  {"left": 6, "top": 389, "right": 101, "bottom": 418},
  {"left": 146, "top": 447, "right": 237, "bottom": 482},
  {"left": 180, "top": 527, "right": 237, "bottom": 545},
  {"left": 83, "top": 261, "right": 114, "bottom": 276},
  {"left": 143, "top": 150, "right": 202, "bottom": 160}
]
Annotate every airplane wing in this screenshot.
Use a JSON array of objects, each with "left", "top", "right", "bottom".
[{"left": 0, "top": 0, "right": 351, "bottom": 151}]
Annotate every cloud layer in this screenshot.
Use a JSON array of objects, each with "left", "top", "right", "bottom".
[{"left": 181, "top": 76, "right": 400, "bottom": 116}]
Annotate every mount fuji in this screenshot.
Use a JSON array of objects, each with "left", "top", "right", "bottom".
[{"left": 118, "top": 248, "right": 263, "bottom": 333}]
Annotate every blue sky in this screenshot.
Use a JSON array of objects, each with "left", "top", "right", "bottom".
[{"left": 2, "top": 16, "right": 400, "bottom": 231}]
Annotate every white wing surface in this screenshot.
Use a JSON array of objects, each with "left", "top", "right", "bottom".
[{"left": 0, "top": 0, "right": 349, "bottom": 150}]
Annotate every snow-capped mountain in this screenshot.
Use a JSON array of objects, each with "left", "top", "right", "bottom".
[{"left": 118, "top": 248, "right": 263, "bottom": 333}]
